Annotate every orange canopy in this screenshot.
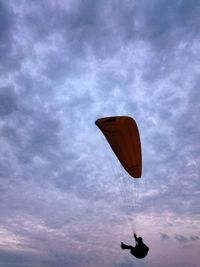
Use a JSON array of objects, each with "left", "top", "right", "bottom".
[{"left": 95, "top": 116, "right": 142, "bottom": 178}]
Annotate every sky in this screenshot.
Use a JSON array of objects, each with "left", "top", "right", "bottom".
[{"left": 0, "top": 0, "right": 200, "bottom": 266}]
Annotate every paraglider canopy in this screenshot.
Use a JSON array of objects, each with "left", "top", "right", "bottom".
[{"left": 95, "top": 116, "right": 142, "bottom": 178}]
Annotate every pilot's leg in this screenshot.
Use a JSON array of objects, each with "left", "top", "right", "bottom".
[{"left": 121, "top": 242, "right": 133, "bottom": 250}]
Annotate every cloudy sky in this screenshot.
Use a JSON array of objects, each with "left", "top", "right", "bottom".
[{"left": 0, "top": 0, "right": 200, "bottom": 266}]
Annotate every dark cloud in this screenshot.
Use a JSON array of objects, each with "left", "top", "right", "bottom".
[
  {"left": 175, "top": 234, "right": 188, "bottom": 243},
  {"left": 190, "top": 235, "right": 199, "bottom": 241},
  {"left": 137, "top": 0, "right": 200, "bottom": 45},
  {"left": 160, "top": 233, "right": 171, "bottom": 241},
  {"left": 0, "top": 86, "right": 18, "bottom": 117},
  {"left": 0, "top": 1, "right": 12, "bottom": 40},
  {"left": 0, "top": 1, "right": 22, "bottom": 74}
]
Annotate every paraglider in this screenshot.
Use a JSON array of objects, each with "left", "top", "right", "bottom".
[
  {"left": 95, "top": 116, "right": 142, "bottom": 178},
  {"left": 95, "top": 116, "right": 149, "bottom": 259}
]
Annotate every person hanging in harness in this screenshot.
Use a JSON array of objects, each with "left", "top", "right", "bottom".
[{"left": 121, "top": 233, "right": 149, "bottom": 259}]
